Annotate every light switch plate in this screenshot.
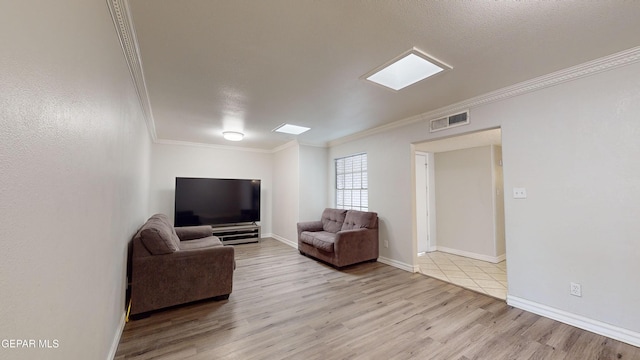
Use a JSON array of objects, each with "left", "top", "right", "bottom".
[{"left": 513, "top": 187, "right": 527, "bottom": 199}]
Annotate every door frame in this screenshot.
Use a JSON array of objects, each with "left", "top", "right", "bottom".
[{"left": 415, "top": 151, "right": 435, "bottom": 254}]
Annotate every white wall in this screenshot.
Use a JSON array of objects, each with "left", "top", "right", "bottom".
[
  {"left": 0, "top": 1, "right": 151, "bottom": 359},
  {"left": 330, "top": 58, "right": 640, "bottom": 341},
  {"left": 492, "top": 62, "right": 640, "bottom": 334},
  {"left": 272, "top": 143, "right": 299, "bottom": 242},
  {"left": 149, "top": 143, "right": 273, "bottom": 235},
  {"left": 434, "top": 146, "right": 498, "bottom": 259},
  {"left": 299, "top": 145, "right": 329, "bottom": 222}
]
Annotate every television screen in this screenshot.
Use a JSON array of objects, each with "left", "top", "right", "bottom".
[{"left": 174, "top": 177, "right": 261, "bottom": 227}]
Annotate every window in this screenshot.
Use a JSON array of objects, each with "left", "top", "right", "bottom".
[{"left": 335, "top": 153, "right": 368, "bottom": 211}]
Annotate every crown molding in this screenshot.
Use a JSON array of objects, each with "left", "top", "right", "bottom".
[
  {"left": 107, "top": 0, "right": 157, "bottom": 141},
  {"left": 329, "top": 46, "right": 640, "bottom": 147},
  {"left": 270, "top": 140, "right": 299, "bottom": 153},
  {"left": 297, "top": 141, "right": 329, "bottom": 149}
]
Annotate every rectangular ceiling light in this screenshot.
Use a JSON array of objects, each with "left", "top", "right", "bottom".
[
  {"left": 365, "top": 48, "right": 451, "bottom": 91},
  {"left": 273, "top": 123, "right": 310, "bottom": 135}
]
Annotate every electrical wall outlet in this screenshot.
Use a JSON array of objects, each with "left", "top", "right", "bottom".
[
  {"left": 384, "top": 240, "right": 389, "bottom": 248},
  {"left": 570, "top": 282, "right": 582, "bottom": 297}
]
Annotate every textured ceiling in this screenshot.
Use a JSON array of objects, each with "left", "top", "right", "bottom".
[{"left": 128, "top": 0, "right": 640, "bottom": 150}]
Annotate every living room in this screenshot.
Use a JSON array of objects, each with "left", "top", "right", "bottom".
[{"left": 2, "top": 1, "right": 640, "bottom": 360}]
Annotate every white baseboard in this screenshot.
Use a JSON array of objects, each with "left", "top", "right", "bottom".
[
  {"left": 108, "top": 310, "right": 126, "bottom": 360},
  {"left": 267, "top": 233, "right": 297, "bottom": 249},
  {"left": 507, "top": 295, "right": 640, "bottom": 348},
  {"left": 378, "top": 256, "right": 415, "bottom": 273},
  {"left": 436, "top": 246, "right": 505, "bottom": 264}
]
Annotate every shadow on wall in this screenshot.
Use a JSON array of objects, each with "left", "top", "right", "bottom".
[{"left": 378, "top": 216, "right": 390, "bottom": 255}]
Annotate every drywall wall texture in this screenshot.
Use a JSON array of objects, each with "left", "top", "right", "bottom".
[
  {"left": 272, "top": 143, "right": 300, "bottom": 242},
  {"left": 298, "top": 145, "right": 329, "bottom": 222},
  {"left": 493, "top": 61, "right": 640, "bottom": 334},
  {"left": 149, "top": 142, "right": 273, "bottom": 235},
  {"left": 434, "top": 146, "right": 499, "bottom": 259},
  {"left": 0, "top": 1, "right": 151, "bottom": 359}
]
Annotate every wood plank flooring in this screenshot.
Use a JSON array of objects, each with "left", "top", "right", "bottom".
[{"left": 115, "top": 239, "right": 639, "bottom": 360}]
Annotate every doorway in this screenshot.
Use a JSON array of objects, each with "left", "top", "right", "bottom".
[{"left": 413, "top": 128, "right": 507, "bottom": 299}]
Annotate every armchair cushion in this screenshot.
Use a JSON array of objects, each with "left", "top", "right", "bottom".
[
  {"left": 175, "top": 225, "right": 213, "bottom": 241},
  {"left": 321, "top": 208, "right": 347, "bottom": 233},
  {"left": 139, "top": 214, "right": 180, "bottom": 254},
  {"left": 300, "top": 231, "right": 335, "bottom": 253},
  {"left": 178, "top": 236, "right": 223, "bottom": 251},
  {"left": 342, "top": 210, "right": 378, "bottom": 231}
]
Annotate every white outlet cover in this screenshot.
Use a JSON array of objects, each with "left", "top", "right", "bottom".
[{"left": 570, "top": 282, "right": 582, "bottom": 297}]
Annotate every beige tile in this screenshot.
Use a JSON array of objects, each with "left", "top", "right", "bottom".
[
  {"left": 443, "top": 270, "right": 468, "bottom": 279},
  {"left": 465, "top": 286, "right": 487, "bottom": 295},
  {"left": 463, "top": 272, "right": 494, "bottom": 280},
  {"left": 451, "top": 258, "right": 473, "bottom": 265},
  {"left": 474, "top": 279, "right": 505, "bottom": 289},
  {"left": 437, "top": 264, "right": 460, "bottom": 271},
  {"left": 424, "top": 270, "right": 448, "bottom": 282},
  {"left": 458, "top": 265, "right": 482, "bottom": 273},
  {"left": 449, "top": 278, "right": 478, "bottom": 288},
  {"left": 482, "top": 267, "right": 506, "bottom": 275},
  {"left": 419, "top": 263, "right": 440, "bottom": 270},
  {"left": 485, "top": 288, "right": 507, "bottom": 299},
  {"left": 419, "top": 251, "right": 509, "bottom": 299},
  {"left": 474, "top": 261, "right": 499, "bottom": 269}
]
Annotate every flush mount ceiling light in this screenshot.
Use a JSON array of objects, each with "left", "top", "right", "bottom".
[
  {"left": 364, "top": 48, "right": 452, "bottom": 91},
  {"left": 222, "top": 131, "right": 244, "bottom": 141},
  {"left": 273, "top": 123, "right": 311, "bottom": 135}
]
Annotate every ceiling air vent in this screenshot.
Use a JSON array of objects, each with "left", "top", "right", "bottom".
[{"left": 429, "top": 110, "right": 469, "bottom": 132}]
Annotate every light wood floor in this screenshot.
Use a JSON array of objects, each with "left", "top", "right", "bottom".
[{"left": 115, "top": 239, "right": 639, "bottom": 360}]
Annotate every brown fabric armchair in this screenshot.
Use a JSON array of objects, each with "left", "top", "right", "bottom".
[
  {"left": 130, "top": 214, "right": 234, "bottom": 317},
  {"left": 297, "top": 208, "right": 379, "bottom": 268}
]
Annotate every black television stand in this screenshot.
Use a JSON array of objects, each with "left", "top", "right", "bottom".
[{"left": 211, "top": 224, "right": 261, "bottom": 245}]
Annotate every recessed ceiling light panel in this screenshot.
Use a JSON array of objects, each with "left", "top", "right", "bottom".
[
  {"left": 273, "top": 123, "right": 311, "bottom": 135},
  {"left": 365, "top": 48, "right": 451, "bottom": 91}
]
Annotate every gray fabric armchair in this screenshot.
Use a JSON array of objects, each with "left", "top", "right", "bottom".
[
  {"left": 130, "top": 214, "right": 234, "bottom": 317},
  {"left": 297, "top": 208, "right": 379, "bottom": 268}
]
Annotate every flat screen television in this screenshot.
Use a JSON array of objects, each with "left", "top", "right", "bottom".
[{"left": 174, "top": 177, "right": 261, "bottom": 227}]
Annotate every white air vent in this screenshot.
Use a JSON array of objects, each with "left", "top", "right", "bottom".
[{"left": 429, "top": 111, "right": 469, "bottom": 132}]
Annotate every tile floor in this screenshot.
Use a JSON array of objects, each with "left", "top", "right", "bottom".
[{"left": 417, "top": 251, "right": 507, "bottom": 300}]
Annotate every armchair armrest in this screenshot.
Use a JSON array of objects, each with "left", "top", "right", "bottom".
[
  {"left": 333, "top": 228, "right": 379, "bottom": 266},
  {"left": 297, "top": 220, "right": 323, "bottom": 238},
  {"left": 130, "top": 245, "right": 234, "bottom": 315},
  {"left": 175, "top": 225, "right": 213, "bottom": 241}
]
